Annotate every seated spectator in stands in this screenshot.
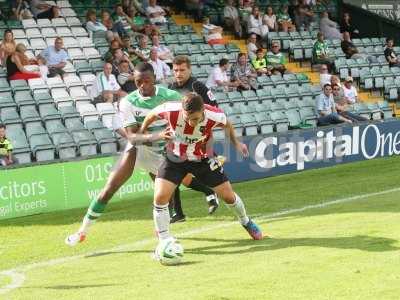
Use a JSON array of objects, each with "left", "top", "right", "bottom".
[
  {"left": 277, "top": 5, "right": 295, "bottom": 32},
  {"left": 263, "top": 6, "right": 278, "bottom": 32},
  {"left": 320, "top": 11, "right": 342, "bottom": 40},
  {"left": 86, "top": 9, "right": 118, "bottom": 42},
  {"left": 202, "top": 17, "right": 225, "bottom": 45},
  {"left": 316, "top": 83, "right": 352, "bottom": 125},
  {"left": 135, "top": 35, "right": 151, "bottom": 62},
  {"left": 169, "top": 55, "right": 217, "bottom": 106},
  {"left": 30, "top": 0, "right": 60, "bottom": 19},
  {"left": 117, "top": 60, "right": 136, "bottom": 93},
  {"left": 11, "top": 0, "right": 32, "bottom": 20},
  {"left": 123, "top": 0, "right": 145, "bottom": 16},
  {"left": 231, "top": 53, "right": 257, "bottom": 91},
  {"left": 102, "top": 10, "right": 126, "bottom": 42},
  {"left": 341, "top": 32, "right": 376, "bottom": 62},
  {"left": 0, "top": 124, "right": 15, "bottom": 166},
  {"left": 149, "top": 47, "right": 171, "bottom": 84},
  {"left": 294, "top": 0, "right": 314, "bottom": 31},
  {"left": 40, "top": 37, "right": 69, "bottom": 78},
  {"left": 332, "top": 83, "right": 367, "bottom": 122},
  {"left": 224, "top": 0, "right": 242, "bottom": 39},
  {"left": 185, "top": 0, "right": 203, "bottom": 23},
  {"left": 384, "top": 38, "right": 400, "bottom": 68},
  {"left": 247, "top": 34, "right": 258, "bottom": 61},
  {"left": 266, "top": 42, "right": 286, "bottom": 75},
  {"left": 90, "top": 63, "right": 126, "bottom": 103},
  {"left": 342, "top": 76, "right": 358, "bottom": 104},
  {"left": 114, "top": 4, "right": 136, "bottom": 32},
  {"left": 37, "top": 55, "right": 49, "bottom": 80},
  {"left": 104, "top": 39, "right": 122, "bottom": 62},
  {"left": 252, "top": 48, "right": 269, "bottom": 76},
  {"left": 247, "top": 6, "right": 269, "bottom": 42},
  {"left": 319, "top": 64, "right": 331, "bottom": 88},
  {"left": 238, "top": 0, "right": 253, "bottom": 24},
  {"left": 313, "top": 32, "right": 334, "bottom": 72},
  {"left": 151, "top": 34, "right": 173, "bottom": 64},
  {"left": 206, "top": 58, "right": 239, "bottom": 91},
  {"left": 0, "top": 30, "right": 16, "bottom": 67},
  {"left": 6, "top": 44, "right": 40, "bottom": 80},
  {"left": 340, "top": 12, "right": 359, "bottom": 39},
  {"left": 111, "top": 48, "right": 134, "bottom": 77},
  {"left": 146, "top": 0, "right": 167, "bottom": 25}
]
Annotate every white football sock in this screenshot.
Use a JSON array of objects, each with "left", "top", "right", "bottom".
[
  {"left": 227, "top": 193, "right": 249, "bottom": 225},
  {"left": 153, "top": 203, "right": 171, "bottom": 240},
  {"left": 79, "top": 216, "right": 95, "bottom": 234}
]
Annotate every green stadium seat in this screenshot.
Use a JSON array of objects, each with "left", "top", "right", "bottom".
[
  {"left": 25, "top": 122, "right": 46, "bottom": 139},
  {"left": 378, "top": 101, "right": 394, "bottom": 119},
  {"left": 92, "top": 128, "right": 117, "bottom": 154},
  {"left": 29, "top": 134, "right": 55, "bottom": 161},
  {"left": 71, "top": 130, "right": 98, "bottom": 156},
  {"left": 299, "top": 107, "right": 318, "bottom": 127},
  {"left": 270, "top": 111, "right": 289, "bottom": 132},
  {"left": 240, "top": 114, "right": 258, "bottom": 136},
  {"left": 0, "top": 107, "right": 22, "bottom": 129},
  {"left": 45, "top": 119, "right": 68, "bottom": 136},
  {"left": 227, "top": 91, "right": 244, "bottom": 103},
  {"left": 6, "top": 128, "right": 31, "bottom": 163},
  {"left": 66, "top": 118, "right": 85, "bottom": 132},
  {"left": 256, "top": 88, "right": 273, "bottom": 102},
  {"left": 20, "top": 105, "right": 41, "bottom": 125},
  {"left": 89, "top": 60, "right": 105, "bottom": 73},
  {"left": 367, "top": 103, "right": 382, "bottom": 120},
  {"left": 51, "top": 132, "right": 77, "bottom": 159},
  {"left": 39, "top": 104, "right": 62, "bottom": 121},
  {"left": 10, "top": 79, "right": 29, "bottom": 92},
  {"left": 74, "top": 60, "right": 92, "bottom": 74},
  {"left": 14, "top": 90, "right": 35, "bottom": 107},
  {"left": 0, "top": 91, "right": 16, "bottom": 109},
  {"left": 59, "top": 106, "right": 80, "bottom": 121},
  {"left": 0, "top": 78, "right": 11, "bottom": 93},
  {"left": 228, "top": 115, "right": 243, "bottom": 136},
  {"left": 286, "top": 109, "right": 302, "bottom": 128},
  {"left": 255, "top": 112, "right": 274, "bottom": 135},
  {"left": 33, "top": 90, "right": 53, "bottom": 106},
  {"left": 241, "top": 90, "right": 258, "bottom": 103}
]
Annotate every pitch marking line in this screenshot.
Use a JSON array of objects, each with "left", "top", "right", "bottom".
[{"left": 1, "top": 186, "right": 399, "bottom": 295}]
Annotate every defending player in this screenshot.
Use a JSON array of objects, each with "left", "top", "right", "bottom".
[{"left": 139, "top": 93, "right": 263, "bottom": 256}]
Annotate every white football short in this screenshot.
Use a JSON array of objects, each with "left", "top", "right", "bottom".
[{"left": 124, "top": 142, "right": 164, "bottom": 175}]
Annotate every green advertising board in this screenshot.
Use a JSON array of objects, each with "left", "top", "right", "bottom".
[{"left": 0, "top": 157, "right": 154, "bottom": 221}]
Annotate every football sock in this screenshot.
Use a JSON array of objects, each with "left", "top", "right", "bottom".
[
  {"left": 172, "top": 187, "right": 184, "bottom": 216},
  {"left": 79, "top": 199, "right": 107, "bottom": 234},
  {"left": 228, "top": 193, "right": 250, "bottom": 225},
  {"left": 188, "top": 177, "right": 214, "bottom": 197},
  {"left": 153, "top": 203, "right": 171, "bottom": 240}
]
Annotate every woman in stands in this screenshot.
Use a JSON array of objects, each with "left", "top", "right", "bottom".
[
  {"left": 0, "top": 30, "right": 16, "bottom": 67},
  {"left": 340, "top": 12, "right": 360, "bottom": 39},
  {"left": 86, "top": 9, "right": 120, "bottom": 44},
  {"left": 231, "top": 53, "right": 258, "bottom": 91},
  {"left": 6, "top": 44, "right": 40, "bottom": 81},
  {"left": 101, "top": 10, "right": 126, "bottom": 44}
]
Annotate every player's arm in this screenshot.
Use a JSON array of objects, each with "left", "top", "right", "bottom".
[
  {"left": 126, "top": 120, "right": 170, "bottom": 145},
  {"left": 221, "top": 121, "right": 249, "bottom": 157}
]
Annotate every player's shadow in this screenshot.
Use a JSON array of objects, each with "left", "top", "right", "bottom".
[
  {"left": 21, "top": 283, "right": 121, "bottom": 290},
  {"left": 181, "top": 235, "right": 400, "bottom": 255}
]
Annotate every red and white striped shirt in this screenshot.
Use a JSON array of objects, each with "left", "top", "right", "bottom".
[{"left": 152, "top": 101, "right": 227, "bottom": 161}]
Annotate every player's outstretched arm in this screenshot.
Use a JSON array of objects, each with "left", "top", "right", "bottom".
[
  {"left": 224, "top": 121, "right": 249, "bottom": 157},
  {"left": 126, "top": 115, "right": 170, "bottom": 145}
]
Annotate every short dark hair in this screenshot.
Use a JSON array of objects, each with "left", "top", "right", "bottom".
[
  {"left": 182, "top": 93, "right": 204, "bottom": 113},
  {"left": 0, "top": 124, "right": 5, "bottom": 129},
  {"left": 172, "top": 55, "right": 191, "bottom": 67},
  {"left": 134, "top": 62, "right": 155, "bottom": 75},
  {"left": 386, "top": 37, "right": 394, "bottom": 43},
  {"left": 256, "top": 48, "right": 264, "bottom": 54},
  {"left": 219, "top": 58, "right": 229, "bottom": 67},
  {"left": 323, "top": 83, "right": 332, "bottom": 89}
]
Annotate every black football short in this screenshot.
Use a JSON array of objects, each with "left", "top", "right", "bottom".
[{"left": 157, "top": 155, "right": 228, "bottom": 188}]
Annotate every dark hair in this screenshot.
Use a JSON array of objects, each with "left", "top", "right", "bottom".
[
  {"left": 323, "top": 83, "right": 332, "bottom": 89},
  {"left": 317, "top": 32, "right": 324, "bottom": 39},
  {"left": 172, "top": 55, "right": 191, "bottom": 67},
  {"left": 237, "top": 52, "right": 247, "bottom": 59},
  {"left": 386, "top": 37, "right": 394, "bottom": 43},
  {"left": 86, "top": 9, "right": 96, "bottom": 21},
  {"left": 256, "top": 48, "right": 264, "bottom": 54},
  {"left": 182, "top": 93, "right": 204, "bottom": 113},
  {"left": 134, "top": 62, "right": 155, "bottom": 75},
  {"left": 0, "top": 124, "right": 5, "bottom": 129},
  {"left": 219, "top": 58, "right": 229, "bottom": 67},
  {"left": 3, "top": 29, "right": 12, "bottom": 38}
]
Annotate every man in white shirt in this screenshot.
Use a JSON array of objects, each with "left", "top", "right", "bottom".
[
  {"left": 206, "top": 58, "right": 239, "bottom": 90},
  {"left": 149, "top": 48, "right": 171, "bottom": 84},
  {"left": 319, "top": 64, "right": 331, "bottom": 88},
  {"left": 146, "top": 0, "right": 167, "bottom": 25},
  {"left": 343, "top": 76, "right": 358, "bottom": 104},
  {"left": 151, "top": 34, "right": 173, "bottom": 64},
  {"left": 90, "top": 63, "right": 126, "bottom": 103}
]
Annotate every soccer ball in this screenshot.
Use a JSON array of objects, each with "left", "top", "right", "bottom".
[{"left": 155, "top": 238, "right": 184, "bottom": 266}]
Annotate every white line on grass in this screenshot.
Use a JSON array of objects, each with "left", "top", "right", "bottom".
[{"left": 1, "top": 186, "right": 399, "bottom": 295}]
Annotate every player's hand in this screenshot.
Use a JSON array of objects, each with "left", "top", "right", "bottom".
[
  {"left": 158, "top": 129, "right": 174, "bottom": 141},
  {"left": 236, "top": 143, "right": 249, "bottom": 157}
]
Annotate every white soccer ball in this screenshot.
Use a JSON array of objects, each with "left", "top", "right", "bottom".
[{"left": 155, "top": 238, "right": 184, "bottom": 266}]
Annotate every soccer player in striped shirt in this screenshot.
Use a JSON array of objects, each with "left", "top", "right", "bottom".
[{"left": 140, "top": 93, "right": 263, "bottom": 257}]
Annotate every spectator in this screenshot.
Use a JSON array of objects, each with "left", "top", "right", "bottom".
[
  {"left": 30, "top": 0, "right": 60, "bottom": 19},
  {"left": 86, "top": 9, "right": 118, "bottom": 42},
  {"left": 6, "top": 44, "right": 40, "bottom": 80},
  {"left": 114, "top": 4, "right": 135, "bottom": 32},
  {"left": 384, "top": 38, "right": 400, "bottom": 68},
  {"left": 111, "top": 48, "right": 134, "bottom": 77},
  {"left": 185, "top": 0, "right": 203, "bottom": 23},
  {"left": 223, "top": 0, "right": 242, "bottom": 39},
  {"left": 316, "top": 83, "right": 352, "bottom": 125},
  {"left": 0, "top": 30, "right": 16, "bottom": 67},
  {"left": 332, "top": 83, "right": 367, "bottom": 122},
  {"left": 206, "top": 58, "right": 239, "bottom": 91},
  {"left": 319, "top": 11, "right": 342, "bottom": 40},
  {"left": 120, "top": 36, "right": 142, "bottom": 66},
  {"left": 135, "top": 35, "right": 151, "bottom": 62},
  {"left": 342, "top": 76, "right": 358, "bottom": 104},
  {"left": 238, "top": 0, "right": 253, "bottom": 24},
  {"left": 149, "top": 47, "right": 171, "bottom": 83},
  {"left": 202, "top": 17, "right": 225, "bottom": 45},
  {"left": 312, "top": 32, "right": 334, "bottom": 72},
  {"left": 37, "top": 55, "right": 49, "bottom": 80},
  {"left": 263, "top": 6, "right": 278, "bottom": 32},
  {"left": 104, "top": 39, "right": 122, "bottom": 62},
  {"left": 294, "top": 0, "right": 314, "bottom": 31},
  {"left": 319, "top": 64, "right": 331, "bottom": 88},
  {"left": 247, "top": 6, "right": 268, "bottom": 42},
  {"left": 11, "top": 0, "right": 32, "bottom": 20},
  {"left": 151, "top": 34, "right": 173, "bottom": 64},
  {"left": 40, "top": 37, "right": 69, "bottom": 78},
  {"left": 0, "top": 124, "right": 14, "bottom": 166},
  {"left": 277, "top": 4, "right": 296, "bottom": 32},
  {"left": 231, "top": 53, "right": 257, "bottom": 91},
  {"left": 266, "top": 42, "right": 286, "bottom": 75},
  {"left": 247, "top": 34, "right": 258, "bottom": 61},
  {"left": 101, "top": 10, "right": 126, "bottom": 42},
  {"left": 341, "top": 32, "right": 376, "bottom": 63},
  {"left": 252, "top": 48, "right": 269, "bottom": 76},
  {"left": 340, "top": 12, "right": 359, "bottom": 39},
  {"left": 117, "top": 60, "right": 136, "bottom": 93},
  {"left": 89, "top": 63, "right": 126, "bottom": 103},
  {"left": 146, "top": 0, "right": 167, "bottom": 25},
  {"left": 169, "top": 55, "right": 217, "bottom": 106}
]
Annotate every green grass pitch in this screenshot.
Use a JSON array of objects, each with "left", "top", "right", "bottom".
[{"left": 1, "top": 156, "right": 400, "bottom": 300}]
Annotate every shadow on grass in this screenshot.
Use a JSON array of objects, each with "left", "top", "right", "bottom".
[
  {"left": 21, "top": 283, "right": 122, "bottom": 290},
  {"left": 181, "top": 235, "right": 400, "bottom": 254}
]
